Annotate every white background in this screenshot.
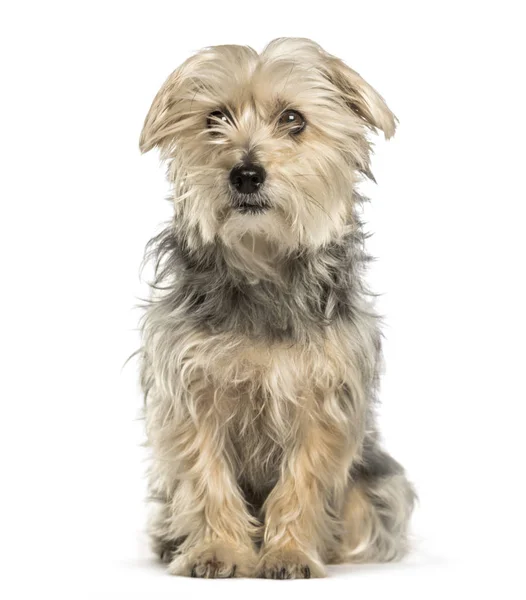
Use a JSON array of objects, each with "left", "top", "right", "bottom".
[{"left": 1, "top": 1, "right": 525, "bottom": 598}]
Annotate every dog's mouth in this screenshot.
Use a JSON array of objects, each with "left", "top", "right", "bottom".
[
  {"left": 231, "top": 194, "right": 271, "bottom": 215},
  {"left": 236, "top": 201, "right": 270, "bottom": 215}
]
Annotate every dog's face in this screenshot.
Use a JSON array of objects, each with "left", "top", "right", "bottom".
[{"left": 140, "top": 38, "right": 395, "bottom": 252}]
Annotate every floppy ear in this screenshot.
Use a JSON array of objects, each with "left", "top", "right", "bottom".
[
  {"left": 139, "top": 68, "right": 186, "bottom": 154},
  {"left": 140, "top": 49, "right": 207, "bottom": 154},
  {"left": 324, "top": 56, "right": 397, "bottom": 139}
]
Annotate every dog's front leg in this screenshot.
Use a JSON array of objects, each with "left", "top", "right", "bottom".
[
  {"left": 161, "top": 411, "right": 259, "bottom": 578},
  {"left": 258, "top": 397, "right": 357, "bottom": 579}
]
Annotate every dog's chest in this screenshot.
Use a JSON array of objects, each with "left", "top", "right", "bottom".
[{"left": 191, "top": 328, "right": 344, "bottom": 400}]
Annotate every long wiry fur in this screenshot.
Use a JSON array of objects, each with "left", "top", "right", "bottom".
[{"left": 138, "top": 38, "right": 415, "bottom": 579}]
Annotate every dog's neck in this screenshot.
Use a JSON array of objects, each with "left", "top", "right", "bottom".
[
  {"left": 148, "top": 220, "right": 369, "bottom": 342},
  {"left": 222, "top": 233, "right": 288, "bottom": 283}
]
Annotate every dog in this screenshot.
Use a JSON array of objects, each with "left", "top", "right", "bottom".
[{"left": 138, "top": 38, "right": 415, "bottom": 579}]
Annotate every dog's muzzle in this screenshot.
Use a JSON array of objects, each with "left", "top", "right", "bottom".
[{"left": 229, "top": 163, "right": 269, "bottom": 214}]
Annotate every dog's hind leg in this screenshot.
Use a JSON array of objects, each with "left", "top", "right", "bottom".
[{"left": 338, "top": 442, "right": 416, "bottom": 563}]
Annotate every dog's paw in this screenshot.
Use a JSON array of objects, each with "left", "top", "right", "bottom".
[
  {"left": 257, "top": 548, "right": 325, "bottom": 579},
  {"left": 189, "top": 557, "right": 237, "bottom": 579},
  {"left": 168, "top": 542, "right": 256, "bottom": 578}
]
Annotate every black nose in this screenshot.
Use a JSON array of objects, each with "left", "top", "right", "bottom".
[{"left": 229, "top": 164, "right": 266, "bottom": 194}]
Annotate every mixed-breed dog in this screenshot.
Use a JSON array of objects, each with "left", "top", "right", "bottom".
[{"left": 137, "top": 38, "right": 415, "bottom": 579}]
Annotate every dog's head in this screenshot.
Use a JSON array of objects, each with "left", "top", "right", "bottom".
[{"left": 140, "top": 38, "right": 395, "bottom": 252}]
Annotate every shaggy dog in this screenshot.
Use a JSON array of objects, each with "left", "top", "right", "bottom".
[{"left": 138, "top": 38, "right": 415, "bottom": 579}]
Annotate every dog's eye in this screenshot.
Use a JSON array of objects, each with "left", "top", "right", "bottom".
[
  {"left": 207, "top": 110, "right": 233, "bottom": 132},
  {"left": 278, "top": 109, "right": 306, "bottom": 135}
]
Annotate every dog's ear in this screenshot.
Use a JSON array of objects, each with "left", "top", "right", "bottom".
[
  {"left": 324, "top": 57, "right": 397, "bottom": 139},
  {"left": 139, "top": 68, "right": 186, "bottom": 154},
  {"left": 140, "top": 50, "right": 206, "bottom": 154}
]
